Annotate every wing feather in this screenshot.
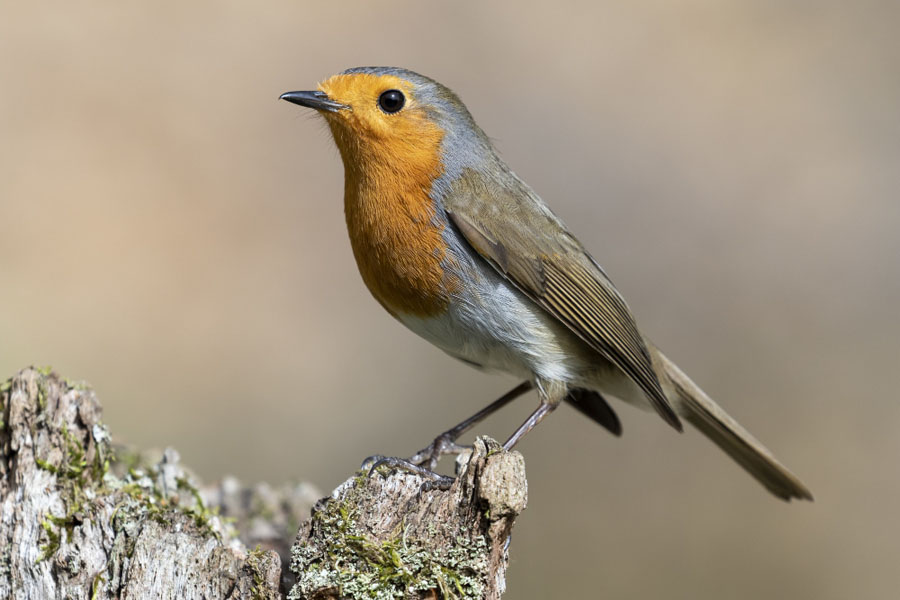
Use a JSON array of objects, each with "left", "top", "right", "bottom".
[{"left": 444, "top": 169, "right": 682, "bottom": 431}]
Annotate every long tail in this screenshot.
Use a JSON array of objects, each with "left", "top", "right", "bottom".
[{"left": 653, "top": 348, "right": 813, "bottom": 502}]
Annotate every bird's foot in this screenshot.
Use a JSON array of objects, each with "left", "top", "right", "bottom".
[
  {"left": 406, "top": 432, "right": 472, "bottom": 471},
  {"left": 362, "top": 455, "right": 456, "bottom": 491}
]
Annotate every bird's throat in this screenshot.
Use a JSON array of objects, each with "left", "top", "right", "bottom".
[{"left": 333, "top": 121, "right": 457, "bottom": 318}]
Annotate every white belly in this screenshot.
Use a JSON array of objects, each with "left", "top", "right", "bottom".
[
  {"left": 396, "top": 262, "right": 621, "bottom": 389},
  {"left": 391, "top": 228, "right": 653, "bottom": 410}
]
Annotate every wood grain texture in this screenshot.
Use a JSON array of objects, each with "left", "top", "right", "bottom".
[
  {"left": 290, "top": 438, "right": 526, "bottom": 600},
  {"left": 0, "top": 368, "right": 283, "bottom": 600},
  {"left": 0, "top": 368, "right": 526, "bottom": 599}
]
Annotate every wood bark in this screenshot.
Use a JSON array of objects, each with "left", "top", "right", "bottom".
[{"left": 0, "top": 368, "right": 527, "bottom": 599}]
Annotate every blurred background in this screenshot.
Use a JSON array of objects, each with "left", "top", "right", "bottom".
[{"left": 2, "top": 1, "right": 898, "bottom": 597}]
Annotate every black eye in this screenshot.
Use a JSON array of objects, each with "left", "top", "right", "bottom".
[{"left": 378, "top": 89, "right": 405, "bottom": 113}]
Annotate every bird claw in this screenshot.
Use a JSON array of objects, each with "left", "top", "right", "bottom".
[
  {"left": 407, "top": 433, "right": 472, "bottom": 471},
  {"left": 361, "top": 429, "right": 475, "bottom": 492},
  {"left": 365, "top": 456, "right": 455, "bottom": 491},
  {"left": 360, "top": 454, "right": 384, "bottom": 471}
]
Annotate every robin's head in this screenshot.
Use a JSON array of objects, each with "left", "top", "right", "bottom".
[{"left": 281, "top": 67, "right": 494, "bottom": 184}]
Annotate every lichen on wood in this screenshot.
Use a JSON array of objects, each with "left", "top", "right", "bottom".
[
  {"left": 0, "top": 368, "right": 282, "bottom": 599},
  {"left": 290, "top": 439, "right": 526, "bottom": 600},
  {"left": 0, "top": 367, "right": 527, "bottom": 599}
]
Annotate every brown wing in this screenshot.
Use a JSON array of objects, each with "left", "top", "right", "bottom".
[{"left": 444, "top": 167, "right": 682, "bottom": 431}]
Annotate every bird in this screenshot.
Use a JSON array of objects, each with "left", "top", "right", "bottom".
[{"left": 280, "top": 67, "right": 813, "bottom": 501}]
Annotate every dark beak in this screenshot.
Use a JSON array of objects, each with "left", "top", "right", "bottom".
[{"left": 279, "top": 90, "right": 348, "bottom": 113}]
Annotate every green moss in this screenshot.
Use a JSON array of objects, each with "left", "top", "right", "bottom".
[
  {"left": 34, "top": 383, "right": 116, "bottom": 565},
  {"left": 118, "top": 480, "right": 175, "bottom": 527},
  {"left": 35, "top": 424, "right": 92, "bottom": 479},
  {"left": 290, "top": 478, "right": 488, "bottom": 600},
  {"left": 37, "top": 518, "right": 62, "bottom": 563},
  {"left": 64, "top": 377, "right": 91, "bottom": 391},
  {"left": 29, "top": 370, "right": 232, "bottom": 571},
  {"left": 62, "top": 425, "right": 88, "bottom": 478},
  {"left": 90, "top": 572, "right": 105, "bottom": 600},
  {"left": 34, "top": 457, "right": 59, "bottom": 474},
  {"left": 107, "top": 466, "right": 222, "bottom": 542},
  {"left": 175, "top": 475, "right": 221, "bottom": 537},
  {"left": 36, "top": 380, "right": 47, "bottom": 411},
  {"left": 246, "top": 545, "right": 269, "bottom": 600}
]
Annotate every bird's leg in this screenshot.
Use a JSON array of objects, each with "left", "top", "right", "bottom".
[
  {"left": 502, "top": 379, "right": 566, "bottom": 450},
  {"left": 365, "top": 381, "right": 533, "bottom": 489},
  {"left": 407, "top": 380, "right": 533, "bottom": 470}
]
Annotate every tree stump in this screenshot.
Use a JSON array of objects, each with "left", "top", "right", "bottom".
[{"left": 0, "top": 368, "right": 527, "bottom": 599}]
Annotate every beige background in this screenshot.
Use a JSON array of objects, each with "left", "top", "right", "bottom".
[{"left": 2, "top": 1, "right": 898, "bottom": 597}]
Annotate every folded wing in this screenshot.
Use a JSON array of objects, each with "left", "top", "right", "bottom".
[{"left": 443, "top": 168, "right": 681, "bottom": 431}]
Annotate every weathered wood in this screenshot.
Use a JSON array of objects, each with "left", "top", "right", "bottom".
[
  {"left": 0, "top": 368, "right": 527, "bottom": 599},
  {"left": 289, "top": 438, "right": 526, "bottom": 600}
]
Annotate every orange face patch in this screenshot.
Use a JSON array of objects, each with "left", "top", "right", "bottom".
[
  {"left": 317, "top": 73, "right": 458, "bottom": 318},
  {"left": 318, "top": 73, "right": 417, "bottom": 141}
]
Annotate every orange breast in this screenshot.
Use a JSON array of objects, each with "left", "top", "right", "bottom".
[{"left": 331, "top": 114, "right": 458, "bottom": 318}]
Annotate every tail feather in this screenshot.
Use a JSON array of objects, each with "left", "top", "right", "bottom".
[
  {"left": 655, "top": 349, "right": 813, "bottom": 502},
  {"left": 565, "top": 388, "right": 622, "bottom": 437}
]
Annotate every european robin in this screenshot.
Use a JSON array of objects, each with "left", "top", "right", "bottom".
[{"left": 281, "top": 67, "right": 812, "bottom": 501}]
